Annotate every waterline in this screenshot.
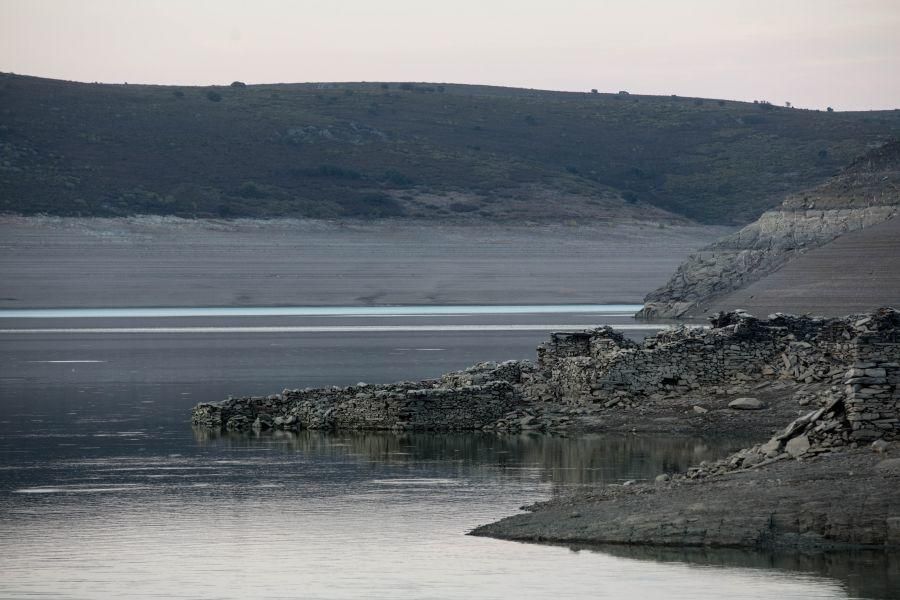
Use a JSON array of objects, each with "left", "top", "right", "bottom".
[
  {"left": 0, "top": 324, "right": 680, "bottom": 335},
  {"left": 0, "top": 304, "right": 643, "bottom": 319}
]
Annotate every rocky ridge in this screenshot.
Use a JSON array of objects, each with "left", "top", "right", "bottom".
[{"left": 639, "top": 140, "right": 900, "bottom": 319}]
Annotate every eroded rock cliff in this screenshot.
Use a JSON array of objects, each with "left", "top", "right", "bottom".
[{"left": 639, "top": 141, "right": 900, "bottom": 319}]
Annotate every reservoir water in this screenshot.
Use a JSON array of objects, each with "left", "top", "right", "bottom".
[{"left": 0, "top": 306, "right": 892, "bottom": 599}]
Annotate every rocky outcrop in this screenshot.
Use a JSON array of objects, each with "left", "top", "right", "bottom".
[
  {"left": 639, "top": 141, "right": 900, "bottom": 319},
  {"left": 470, "top": 444, "right": 900, "bottom": 551},
  {"left": 194, "top": 308, "right": 900, "bottom": 445}
]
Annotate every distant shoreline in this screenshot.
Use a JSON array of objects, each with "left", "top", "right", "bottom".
[{"left": 0, "top": 216, "right": 727, "bottom": 310}]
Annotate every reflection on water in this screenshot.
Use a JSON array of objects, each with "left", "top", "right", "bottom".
[
  {"left": 576, "top": 544, "right": 900, "bottom": 600},
  {"left": 0, "top": 303, "right": 643, "bottom": 319},
  {"left": 194, "top": 428, "right": 736, "bottom": 488},
  {"left": 0, "top": 425, "right": 888, "bottom": 599},
  {"left": 0, "top": 346, "right": 892, "bottom": 600}
]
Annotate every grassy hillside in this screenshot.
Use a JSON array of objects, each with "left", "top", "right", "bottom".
[{"left": 1, "top": 73, "right": 898, "bottom": 224}]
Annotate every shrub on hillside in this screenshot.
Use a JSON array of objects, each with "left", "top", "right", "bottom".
[
  {"left": 206, "top": 90, "right": 222, "bottom": 102},
  {"left": 337, "top": 192, "right": 404, "bottom": 217},
  {"left": 449, "top": 202, "right": 478, "bottom": 212},
  {"left": 237, "top": 181, "right": 269, "bottom": 198},
  {"left": 383, "top": 170, "right": 413, "bottom": 186}
]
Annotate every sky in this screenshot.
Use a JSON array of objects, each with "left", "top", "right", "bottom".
[{"left": 1, "top": 0, "right": 898, "bottom": 111}]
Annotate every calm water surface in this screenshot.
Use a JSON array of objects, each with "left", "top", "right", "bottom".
[{"left": 0, "top": 309, "right": 893, "bottom": 599}]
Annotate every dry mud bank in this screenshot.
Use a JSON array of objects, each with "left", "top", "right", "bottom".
[
  {"left": 0, "top": 216, "right": 728, "bottom": 309},
  {"left": 471, "top": 445, "right": 900, "bottom": 551}
]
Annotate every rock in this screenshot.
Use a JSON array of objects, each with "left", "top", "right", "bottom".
[
  {"left": 728, "top": 397, "right": 765, "bottom": 410},
  {"left": 785, "top": 435, "right": 811, "bottom": 458},
  {"left": 871, "top": 439, "right": 890, "bottom": 453},
  {"left": 655, "top": 474, "right": 671, "bottom": 483},
  {"left": 760, "top": 438, "right": 782, "bottom": 457},
  {"left": 692, "top": 405, "right": 708, "bottom": 414}
]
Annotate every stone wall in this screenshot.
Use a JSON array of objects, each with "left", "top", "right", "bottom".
[
  {"left": 192, "top": 376, "right": 519, "bottom": 433},
  {"left": 525, "top": 309, "right": 900, "bottom": 438},
  {"left": 193, "top": 309, "right": 900, "bottom": 443}
]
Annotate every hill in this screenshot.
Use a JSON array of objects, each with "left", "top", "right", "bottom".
[
  {"left": 0, "top": 73, "right": 898, "bottom": 223},
  {"left": 639, "top": 141, "right": 900, "bottom": 318}
]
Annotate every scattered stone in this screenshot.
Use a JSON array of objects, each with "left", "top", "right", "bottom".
[
  {"left": 655, "top": 474, "right": 671, "bottom": 483},
  {"left": 692, "top": 405, "right": 708, "bottom": 414}
]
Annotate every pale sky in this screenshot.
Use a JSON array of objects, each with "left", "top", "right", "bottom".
[{"left": 1, "top": 0, "right": 898, "bottom": 111}]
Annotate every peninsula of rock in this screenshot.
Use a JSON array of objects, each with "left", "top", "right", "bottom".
[{"left": 193, "top": 307, "right": 899, "bottom": 552}]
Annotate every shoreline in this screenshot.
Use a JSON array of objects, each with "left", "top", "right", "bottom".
[
  {"left": 0, "top": 216, "right": 728, "bottom": 310},
  {"left": 470, "top": 443, "right": 900, "bottom": 552}
]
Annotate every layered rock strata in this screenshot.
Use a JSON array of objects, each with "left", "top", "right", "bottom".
[{"left": 639, "top": 141, "right": 900, "bottom": 319}]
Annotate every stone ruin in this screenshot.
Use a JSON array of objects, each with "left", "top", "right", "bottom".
[
  {"left": 192, "top": 308, "right": 900, "bottom": 449},
  {"left": 191, "top": 378, "right": 519, "bottom": 433}
]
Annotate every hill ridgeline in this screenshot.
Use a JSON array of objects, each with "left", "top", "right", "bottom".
[{"left": 1, "top": 73, "right": 898, "bottom": 224}]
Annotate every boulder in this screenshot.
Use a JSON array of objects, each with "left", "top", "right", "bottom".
[
  {"left": 785, "top": 435, "right": 811, "bottom": 458},
  {"left": 728, "top": 397, "right": 765, "bottom": 410}
]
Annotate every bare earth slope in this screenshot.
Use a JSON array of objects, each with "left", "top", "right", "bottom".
[
  {"left": 705, "top": 217, "right": 900, "bottom": 316},
  {"left": 0, "top": 217, "right": 727, "bottom": 309},
  {"left": 640, "top": 141, "right": 900, "bottom": 318}
]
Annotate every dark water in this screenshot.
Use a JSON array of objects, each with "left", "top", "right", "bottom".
[{"left": 0, "top": 313, "right": 895, "bottom": 599}]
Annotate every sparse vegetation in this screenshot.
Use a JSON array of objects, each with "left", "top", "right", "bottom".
[{"left": 0, "top": 73, "right": 897, "bottom": 223}]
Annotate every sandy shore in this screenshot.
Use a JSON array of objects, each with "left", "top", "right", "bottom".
[{"left": 0, "top": 216, "right": 728, "bottom": 309}]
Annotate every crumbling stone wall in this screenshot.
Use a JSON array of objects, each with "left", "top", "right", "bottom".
[
  {"left": 193, "top": 309, "right": 899, "bottom": 442},
  {"left": 527, "top": 309, "right": 900, "bottom": 435},
  {"left": 843, "top": 329, "right": 900, "bottom": 441},
  {"left": 192, "top": 376, "right": 519, "bottom": 433}
]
